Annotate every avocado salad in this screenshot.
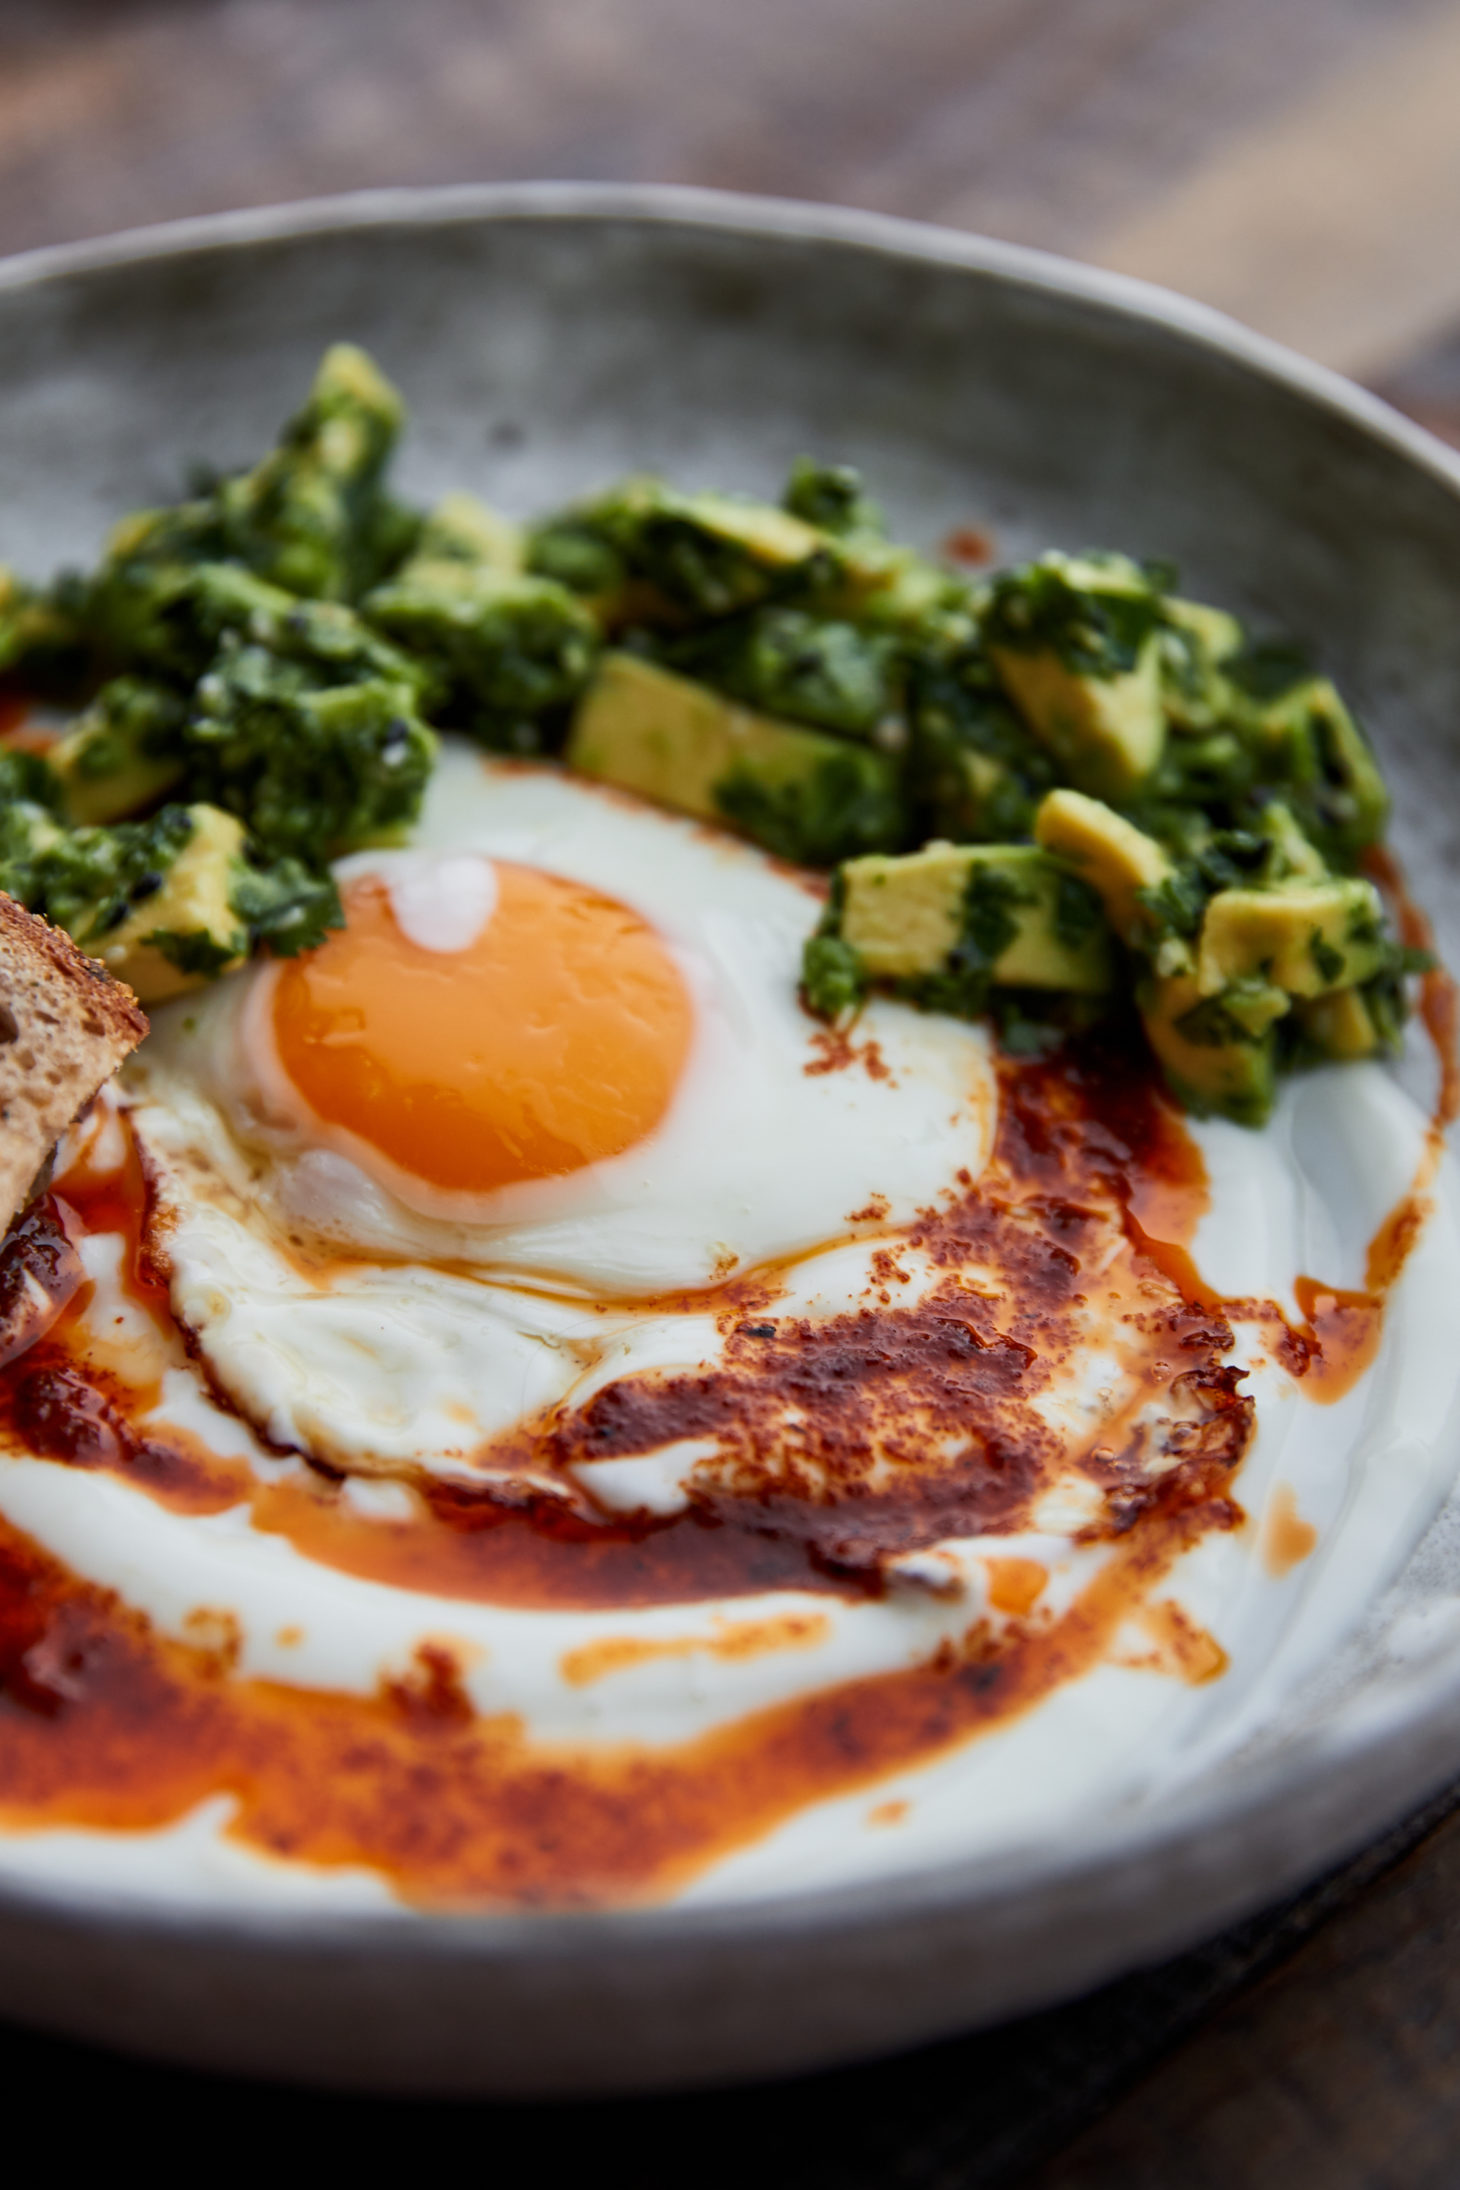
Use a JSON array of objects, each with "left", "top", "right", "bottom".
[{"left": 0, "top": 345, "right": 1424, "bottom": 1127}]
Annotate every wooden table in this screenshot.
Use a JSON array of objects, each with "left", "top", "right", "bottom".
[{"left": 4, "top": 4, "right": 1460, "bottom": 2177}]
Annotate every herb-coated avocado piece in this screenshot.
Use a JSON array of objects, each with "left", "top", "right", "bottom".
[
  {"left": 81, "top": 347, "right": 418, "bottom": 677},
  {"left": 185, "top": 654, "right": 436, "bottom": 865},
  {"left": 782, "top": 459, "right": 885, "bottom": 539},
  {"left": 834, "top": 841, "right": 1111, "bottom": 996},
  {"left": 531, "top": 476, "right": 835, "bottom": 623},
  {"left": 984, "top": 552, "right": 1168, "bottom": 800},
  {"left": 76, "top": 804, "right": 251, "bottom": 1001},
  {"left": 227, "top": 851, "right": 344, "bottom": 961},
  {"left": 84, "top": 503, "right": 236, "bottom": 679},
  {"left": 1294, "top": 984, "right": 1385, "bottom": 1063},
  {"left": 1245, "top": 674, "right": 1389, "bottom": 861},
  {"left": 365, "top": 562, "right": 598, "bottom": 752},
  {"left": 1139, "top": 971, "right": 1280, "bottom": 1127},
  {"left": 212, "top": 343, "right": 413, "bottom": 603},
  {"left": 28, "top": 802, "right": 342, "bottom": 1002},
  {"left": 801, "top": 930, "right": 869, "bottom": 1020},
  {"left": 567, "top": 651, "right": 906, "bottom": 865},
  {"left": 908, "top": 645, "right": 1052, "bottom": 842},
  {"left": 0, "top": 787, "right": 64, "bottom": 911},
  {"left": 659, "top": 607, "right": 899, "bottom": 743},
  {"left": 1255, "top": 799, "right": 1329, "bottom": 883},
  {"left": 50, "top": 676, "right": 189, "bottom": 825},
  {"left": 779, "top": 460, "right": 979, "bottom": 642},
  {"left": 1159, "top": 597, "right": 1245, "bottom": 732},
  {"left": 1195, "top": 876, "right": 1388, "bottom": 1000},
  {"left": 1033, "top": 788, "right": 1175, "bottom": 952},
  {"left": 411, "top": 491, "right": 524, "bottom": 575},
  {"left": 0, "top": 568, "right": 92, "bottom": 696},
  {"left": 150, "top": 561, "right": 433, "bottom": 696}
]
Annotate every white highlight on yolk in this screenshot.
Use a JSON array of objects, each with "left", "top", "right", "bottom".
[{"left": 352, "top": 850, "right": 499, "bottom": 954}]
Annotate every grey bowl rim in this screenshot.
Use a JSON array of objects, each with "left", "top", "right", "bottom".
[{"left": 1, "top": 178, "right": 1460, "bottom": 1975}]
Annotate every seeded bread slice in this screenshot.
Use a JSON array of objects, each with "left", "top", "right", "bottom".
[{"left": 0, "top": 892, "right": 147, "bottom": 1230}]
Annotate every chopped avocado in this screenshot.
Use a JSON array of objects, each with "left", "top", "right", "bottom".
[
  {"left": 1254, "top": 798, "right": 1328, "bottom": 883},
  {"left": 50, "top": 676, "right": 188, "bottom": 824},
  {"left": 909, "top": 644, "right": 1053, "bottom": 841},
  {"left": 984, "top": 553, "right": 1168, "bottom": 799},
  {"left": 148, "top": 560, "right": 432, "bottom": 696},
  {"left": 782, "top": 459, "right": 884, "bottom": 539},
  {"left": 1159, "top": 597, "right": 1244, "bottom": 732},
  {"left": 835, "top": 841, "right": 1111, "bottom": 997},
  {"left": 1033, "top": 788, "right": 1173, "bottom": 950},
  {"left": 1295, "top": 985, "right": 1384, "bottom": 1062},
  {"left": 0, "top": 789, "right": 65, "bottom": 910},
  {"left": 567, "top": 651, "right": 905, "bottom": 864},
  {"left": 81, "top": 804, "right": 249, "bottom": 1001},
  {"left": 0, "top": 567, "right": 92, "bottom": 695},
  {"left": 411, "top": 491, "right": 523, "bottom": 575},
  {"left": 801, "top": 928, "right": 869, "bottom": 1019},
  {"left": 33, "top": 802, "right": 341, "bottom": 1002},
  {"left": 530, "top": 476, "right": 835, "bottom": 622},
  {"left": 227, "top": 851, "right": 343, "bottom": 961},
  {"left": 212, "top": 343, "right": 413, "bottom": 602},
  {"left": 185, "top": 658, "right": 437, "bottom": 864},
  {"left": 1140, "top": 971, "right": 1279, "bottom": 1126},
  {"left": 1246, "top": 675, "right": 1389, "bottom": 860},
  {"left": 0, "top": 351, "right": 1418, "bottom": 1109},
  {"left": 659, "top": 608, "right": 899, "bottom": 742},
  {"left": 364, "top": 564, "right": 599, "bottom": 752},
  {"left": 1195, "top": 876, "right": 1388, "bottom": 999},
  {"left": 82, "top": 347, "right": 418, "bottom": 677}
]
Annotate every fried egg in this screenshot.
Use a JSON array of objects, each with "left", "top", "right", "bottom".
[{"left": 126, "top": 744, "right": 997, "bottom": 1476}]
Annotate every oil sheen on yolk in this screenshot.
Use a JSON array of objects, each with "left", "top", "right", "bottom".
[{"left": 271, "top": 865, "right": 694, "bottom": 1195}]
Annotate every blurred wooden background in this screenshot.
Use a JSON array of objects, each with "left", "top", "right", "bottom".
[
  {"left": 5, "top": 3, "right": 1460, "bottom": 2183},
  {"left": 5, "top": 0, "right": 1460, "bottom": 438}
]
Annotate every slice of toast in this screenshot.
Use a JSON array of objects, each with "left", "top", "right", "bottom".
[{"left": 0, "top": 892, "right": 147, "bottom": 1230}]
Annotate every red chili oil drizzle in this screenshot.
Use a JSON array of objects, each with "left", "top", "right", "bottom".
[
  {"left": 0, "top": 968, "right": 1445, "bottom": 1905},
  {"left": 0, "top": 1427, "right": 1236, "bottom": 1909}
]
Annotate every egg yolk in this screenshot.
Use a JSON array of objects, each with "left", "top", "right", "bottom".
[{"left": 271, "top": 863, "right": 694, "bottom": 1196}]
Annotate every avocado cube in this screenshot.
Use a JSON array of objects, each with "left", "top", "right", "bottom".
[
  {"left": 990, "top": 638, "right": 1165, "bottom": 802},
  {"left": 50, "top": 676, "right": 188, "bottom": 825},
  {"left": 662, "top": 609, "right": 897, "bottom": 742},
  {"left": 364, "top": 564, "right": 599, "bottom": 750},
  {"left": 837, "top": 841, "right": 1111, "bottom": 994},
  {"left": 1295, "top": 985, "right": 1384, "bottom": 1062},
  {"left": 216, "top": 342, "right": 409, "bottom": 601},
  {"left": 567, "top": 651, "right": 905, "bottom": 865},
  {"left": 983, "top": 551, "right": 1168, "bottom": 800},
  {"left": 1033, "top": 788, "right": 1173, "bottom": 949},
  {"left": 86, "top": 347, "right": 414, "bottom": 662},
  {"left": 86, "top": 804, "right": 250, "bottom": 1004},
  {"left": 1250, "top": 677, "right": 1389, "bottom": 857},
  {"left": 532, "top": 477, "right": 834, "bottom": 623},
  {"left": 1196, "top": 877, "right": 1387, "bottom": 1000},
  {"left": 411, "top": 491, "right": 523, "bottom": 575},
  {"left": 0, "top": 796, "right": 64, "bottom": 911},
  {"left": 0, "top": 567, "right": 92, "bottom": 695},
  {"left": 1255, "top": 799, "right": 1328, "bottom": 884},
  {"left": 1159, "top": 597, "right": 1244, "bottom": 732},
  {"left": 1140, "top": 971, "right": 1279, "bottom": 1127},
  {"left": 909, "top": 651, "right": 1050, "bottom": 842},
  {"left": 935, "top": 745, "right": 1026, "bottom": 838}
]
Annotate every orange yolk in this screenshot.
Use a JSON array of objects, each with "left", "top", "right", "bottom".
[{"left": 271, "top": 864, "right": 694, "bottom": 1196}]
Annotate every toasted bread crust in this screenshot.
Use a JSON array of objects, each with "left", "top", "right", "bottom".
[{"left": 0, "top": 892, "right": 147, "bottom": 1230}]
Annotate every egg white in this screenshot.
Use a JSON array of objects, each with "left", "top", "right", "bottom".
[{"left": 125, "top": 745, "right": 999, "bottom": 1475}]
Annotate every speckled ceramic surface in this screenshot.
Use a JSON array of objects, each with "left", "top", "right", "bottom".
[{"left": 3, "top": 185, "right": 1460, "bottom": 2096}]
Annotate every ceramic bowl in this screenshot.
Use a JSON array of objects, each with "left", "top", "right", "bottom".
[{"left": 2, "top": 184, "right": 1460, "bottom": 2095}]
